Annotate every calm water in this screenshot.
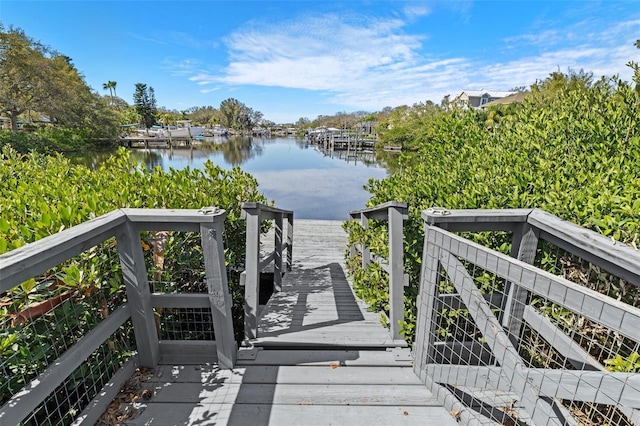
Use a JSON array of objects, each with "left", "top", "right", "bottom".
[{"left": 82, "top": 137, "right": 389, "bottom": 220}]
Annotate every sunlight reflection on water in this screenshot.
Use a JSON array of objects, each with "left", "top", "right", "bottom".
[{"left": 128, "top": 137, "right": 388, "bottom": 220}]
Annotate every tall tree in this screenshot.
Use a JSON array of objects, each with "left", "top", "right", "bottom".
[
  {"left": 218, "top": 98, "right": 262, "bottom": 131},
  {"left": 103, "top": 81, "right": 113, "bottom": 97},
  {"left": 0, "top": 25, "right": 50, "bottom": 130},
  {"left": 102, "top": 80, "right": 117, "bottom": 105},
  {"left": 133, "top": 83, "right": 157, "bottom": 130}
]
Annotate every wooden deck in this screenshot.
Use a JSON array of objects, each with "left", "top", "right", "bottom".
[{"left": 110, "top": 220, "right": 457, "bottom": 425}]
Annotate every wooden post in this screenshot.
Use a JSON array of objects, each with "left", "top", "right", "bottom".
[
  {"left": 201, "top": 220, "right": 237, "bottom": 368},
  {"left": 360, "top": 213, "right": 370, "bottom": 269},
  {"left": 116, "top": 221, "right": 160, "bottom": 368},
  {"left": 243, "top": 206, "right": 261, "bottom": 340},
  {"left": 274, "top": 213, "right": 283, "bottom": 292},
  {"left": 413, "top": 222, "right": 442, "bottom": 378},
  {"left": 388, "top": 206, "right": 405, "bottom": 341},
  {"left": 286, "top": 214, "right": 294, "bottom": 271},
  {"left": 502, "top": 222, "right": 539, "bottom": 340}
]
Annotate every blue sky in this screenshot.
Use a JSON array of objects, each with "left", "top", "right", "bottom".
[{"left": 1, "top": 1, "right": 639, "bottom": 123}]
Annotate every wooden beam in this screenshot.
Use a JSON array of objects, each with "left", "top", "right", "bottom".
[
  {"left": 350, "top": 201, "right": 408, "bottom": 221},
  {"left": 258, "top": 250, "right": 276, "bottom": 272},
  {"left": 388, "top": 205, "right": 405, "bottom": 341},
  {"left": 528, "top": 209, "right": 640, "bottom": 286},
  {"left": 274, "top": 214, "right": 283, "bottom": 292},
  {"left": 502, "top": 222, "right": 539, "bottom": 338},
  {"left": 413, "top": 224, "right": 443, "bottom": 381},
  {"left": 150, "top": 293, "right": 210, "bottom": 308},
  {"left": 285, "top": 214, "right": 294, "bottom": 271},
  {"left": 201, "top": 220, "right": 237, "bottom": 368},
  {"left": 0, "top": 210, "right": 126, "bottom": 292},
  {"left": 116, "top": 221, "right": 160, "bottom": 368},
  {"left": 522, "top": 305, "right": 602, "bottom": 371},
  {"left": 243, "top": 206, "right": 261, "bottom": 340},
  {"left": 525, "top": 369, "right": 640, "bottom": 409},
  {"left": 421, "top": 208, "right": 531, "bottom": 232}
]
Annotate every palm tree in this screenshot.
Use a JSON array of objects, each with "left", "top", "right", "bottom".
[
  {"left": 102, "top": 81, "right": 117, "bottom": 105},
  {"left": 102, "top": 81, "right": 113, "bottom": 98}
]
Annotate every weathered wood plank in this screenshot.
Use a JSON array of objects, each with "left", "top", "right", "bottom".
[
  {"left": 201, "top": 220, "right": 236, "bottom": 368},
  {"left": 148, "top": 364, "right": 424, "bottom": 385},
  {"left": 526, "top": 369, "right": 640, "bottom": 409},
  {"left": 150, "top": 293, "right": 210, "bottom": 308},
  {"left": 149, "top": 382, "right": 437, "bottom": 406},
  {"left": 421, "top": 208, "right": 532, "bottom": 232},
  {"left": 125, "top": 403, "right": 458, "bottom": 426},
  {"left": 243, "top": 206, "right": 261, "bottom": 340},
  {"left": 236, "top": 348, "right": 413, "bottom": 367},
  {"left": 528, "top": 208, "right": 640, "bottom": 285},
  {"left": 388, "top": 205, "right": 406, "bottom": 340},
  {"left": 0, "top": 210, "right": 126, "bottom": 292},
  {"left": 522, "top": 305, "right": 602, "bottom": 371},
  {"left": 116, "top": 221, "right": 160, "bottom": 368}
]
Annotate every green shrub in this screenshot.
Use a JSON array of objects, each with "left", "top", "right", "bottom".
[{"left": 349, "top": 72, "right": 640, "bottom": 343}]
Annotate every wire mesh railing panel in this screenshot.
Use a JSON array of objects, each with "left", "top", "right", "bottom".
[
  {"left": 416, "top": 224, "right": 640, "bottom": 426},
  {"left": 155, "top": 307, "right": 215, "bottom": 341},
  {"left": 145, "top": 231, "right": 218, "bottom": 341},
  {"left": 535, "top": 240, "right": 640, "bottom": 307},
  {"left": 18, "top": 321, "right": 135, "bottom": 426},
  {"left": 1, "top": 241, "right": 127, "bottom": 407}
]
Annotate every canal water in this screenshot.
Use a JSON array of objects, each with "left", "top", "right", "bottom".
[{"left": 119, "top": 137, "right": 388, "bottom": 220}]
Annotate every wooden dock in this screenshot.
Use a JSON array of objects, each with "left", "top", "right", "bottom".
[
  {"left": 118, "top": 220, "right": 457, "bottom": 425},
  {"left": 5, "top": 206, "right": 638, "bottom": 425}
]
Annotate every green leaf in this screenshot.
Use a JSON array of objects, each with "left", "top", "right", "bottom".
[{"left": 0, "top": 218, "right": 10, "bottom": 233}]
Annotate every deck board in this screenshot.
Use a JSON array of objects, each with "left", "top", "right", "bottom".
[
  {"left": 252, "top": 220, "right": 402, "bottom": 348},
  {"left": 97, "top": 219, "right": 457, "bottom": 425}
]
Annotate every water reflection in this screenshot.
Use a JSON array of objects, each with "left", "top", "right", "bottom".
[{"left": 70, "top": 137, "right": 388, "bottom": 219}]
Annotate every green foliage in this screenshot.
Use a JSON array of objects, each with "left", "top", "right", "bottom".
[
  {"left": 0, "top": 25, "right": 120, "bottom": 138},
  {"left": 347, "top": 70, "right": 640, "bottom": 344},
  {"left": 604, "top": 352, "right": 640, "bottom": 372},
  {"left": 218, "top": 98, "right": 263, "bottom": 131},
  {"left": 0, "top": 127, "right": 119, "bottom": 153}
]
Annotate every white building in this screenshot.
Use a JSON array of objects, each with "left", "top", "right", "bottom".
[{"left": 451, "top": 89, "right": 517, "bottom": 110}]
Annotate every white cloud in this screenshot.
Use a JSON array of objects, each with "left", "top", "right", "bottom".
[
  {"left": 177, "top": 13, "right": 640, "bottom": 112},
  {"left": 403, "top": 4, "right": 431, "bottom": 19}
]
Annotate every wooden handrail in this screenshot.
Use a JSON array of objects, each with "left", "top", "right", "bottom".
[
  {"left": 349, "top": 201, "right": 408, "bottom": 341},
  {"left": 241, "top": 202, "right": 294, "bottom": 340}
]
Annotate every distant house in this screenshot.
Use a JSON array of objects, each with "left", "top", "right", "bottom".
[
  {"left": 451, "top": 89, "right": 517, "bottom": 110},
  {"left": 480, "top": 91, "right": 530, "bottom": 109}
]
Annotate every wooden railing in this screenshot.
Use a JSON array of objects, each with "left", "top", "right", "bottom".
[
  {"left": 414, "top": 207, "right": 640, "bottom": 425},
  {"left": 240, "top": 202, "right": 294, "bottom": 340},
  {"left": 0, "top": 208, "right": 236, "bottom": 425},
  {"left": 349, "top": 201, "right": 408, "bottom": 341}
]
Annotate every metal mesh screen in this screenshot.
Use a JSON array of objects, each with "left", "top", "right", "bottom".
[
  {"left": 18, "top": 321, "right": 135, "bottom": 426},
  {"left": 418, "top": 226, "right": 639, "bottom": 426},
  {"left": 146, "top": 231, "right": 217, "bottom": 341},
  {"left": 1, "top": 238, "right": 134, "bottom": 425}
]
